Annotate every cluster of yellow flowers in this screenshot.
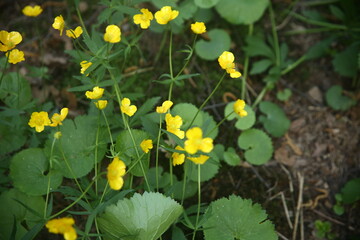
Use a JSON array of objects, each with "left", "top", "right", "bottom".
[
  {"left": 28, "top": 108, "right": 68, "bottom": 133},
  {"left": 46, "top": 217, "right": 77, "bottom": 240},
  {"left": 0, "top": 30, "right": 25, "bottom": 64},
  {"left": 85, "top": 86, "right": 108, "bottom": 110},
  {"left": 52, "top": 15, "right": 83, "bottom": 39}
]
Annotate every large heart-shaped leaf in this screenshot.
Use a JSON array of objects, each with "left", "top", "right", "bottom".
[
  {"left": 259, "top": 101, "right": 290, "bottom": 137},
  {"left": 10, "top": 148, "right": 63, "bottom": 196},
  {"left": 98, "top": 192, "right": 183, "bottom": 240},
  {"left": 215, "top": 0, "right": 269, "bottom": 25},
  {"left": 195, "top": 29, "right": 231, "bottom": 60},
  {"left": 325, "top": 85, "right": 357, "bottom": 111},
  {"left": 203, "top": 195, "right": 278, "bottom": 240},
  {"left": 238, "top": 129, "right": 273, "bottom": 165}
]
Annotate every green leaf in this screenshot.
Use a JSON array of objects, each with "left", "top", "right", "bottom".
[
  {"left": 98, "top": 192, "right": 183, "bottom": 240},
  {"left": 115, "top": 129, "right": 150, "bottom": 176},
  {"left": 329, "top": 5, "right": 345, "bottom": 21},
  {"left": 238, "top": 129, "right": 273, "bottom": 165},
  {"left": 164, "top": 178, "right": 198, "bottom": 200},
  {"left": 10, "top": 148, "right": 63, "bottom": 196},
  {"left": 131, "top": 96, "right": 161, "bottom": 124},
  {"left": 332, "top": 43, "right": 360, "bottom": 77},
  {"left": 52, "top": 115, "right": 107, "bottom": 178},
  {"left": 276, "top": 88, "right": 292, "bottom": 101},
  {"left": 325, "top": 85, "right": 357, "bottom": 111},
  {"left": 225, "top": 102, "right": 256, "bottom": 130},
  {"left": 215, "top": 0, "right": 269, "bottom": 25},
  {"left": 203, "top": 195, "right": 278, "bottom": 240},
  {"left": 0, "top": 115, "right": 27, "bottom": 156},
  {"left": 187, "top": 156, "right": 219, "bottom": 182},
  {"left": 244, "top": 35, "right": 275, "bottom": 60},
  {"left": 195, "top": 29, "right": 231, "bottom": 60},
  {"left": 250, "top": 59, "right": 273, "bottom": 75},
  {"left": 172, "top": 103, "right": 203, "bottom": 129},
  {"left": 193, "top": 8, "right": 214, "bottom": 23},
  {"left": 178, "top": 0, "right": 198, "bottom": 19},
  {"left": 195, "top": 0, "right": 220, "bottom": 8},
  {"left": 202, "top": 111, "right": 218, "bottom": 139},
  {"left": 259, "top": 101, "right": 290, "bottom": 137},
  {"left": 340, "top": 178, "right": 360, "bottom": 204},
  {"left": 223, "top": 147, "right": 241, "bottom": 166},
  {"left": 146, "top": 167, "right": 173, "bottom": 190},
  {"left": 151, "top": 0, "right": 178, "bottom": 8}
]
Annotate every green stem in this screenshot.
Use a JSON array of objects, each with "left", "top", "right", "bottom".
[
  {"left": 241, "top": 24, "right": 253, "bottom": 100},
  {"left": 281, "top": 55, "right": 307, "bottom": 75},
  {"left": 285, "top": 27, "right": 343, "bottom": 35},
  {"left": 44, "top": 137, "right": 57, "bottom": 218},
  {"left": 290, "top": 12, "right": 347, "bottom": 30},
  {"left": 300, "top": 0, "right": 340, "bottom": 6},
  {"left": 180, "top": 162, "right": 188, "bottom": 206},
  {"left": 187, "top": 72, "right": 227, "bottom": 130},
  {"left": 102, "top": 110, "right": 114, "bottom": 146},
  {"left": 155, "top": 116, "right": 162, "bottom": 192},
  {"left": 269, "top": 2, "right": 281, "bottom": 67},
  {"left": 75, "top": 5, "right": 89, "bottom": 38},
  {"left": 0, "top": 53, "right": 9, "bottom": 85},
  {"left": 174, "top": 35, "right": 197, "bottom": 79},
  {"left": 252, "top": 87, "right": 268, "bottom": 108},
  {"left": 205, "top": 111, "right": 235, "bottom": 138},
  {"left": 192, "top": 164, "right": 201, "bottom": 240},
  {"left": 94, "top": 110, "right": 101, "bottom": 196},
  {"left": 168, "top": 31, "right": 174, "bottom": 101}
]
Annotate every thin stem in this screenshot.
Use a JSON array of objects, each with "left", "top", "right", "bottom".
[
  {"left": 155, "top": 116, "right": 162, "bottom": 191},
  {"left": 44, "top": 137, "right": 57, "bottom": 218},
  {"left": 174, "top": 35, "right": 197, "bottom": 79},
  {"left": 102, "top": 110, "right": 114, "bottom": 146},
  {"left": 205, "top": 111, "right": 235, "bottom": 138},
  {"left": 94, "top": 110, "right": 101, "bottom": 196},
  {"left": 290, "top": 12, "right": 347, "bottom": 30},
  {"left": 180, "top": 162, "right": 188, "bottom": 206},
  {"left": 269, "top": 2, "right": 281, "bottom": 67},
  {"left": 187, "top": 72, "right": 227, "bottom": 130},
  {"left": 192, "top": 164, "right": 201, "bottom": 240},
  {"left": 252, "top": 87, "right": 268, "bottom": 108},
  {"left": 168, "top": 31, "right": 174, "bottom": 101},
  {"left": 0, "top": 53, "right": 9, "bottom": 85},
  {"left": 241, "top": 24, "right": 253, "bottom": 100},
  {"left": 75, "top": 5, "right": 89, "bottom": 38},
  {"left": 281, "top": 55, "right": 307, "bottom": 75}
]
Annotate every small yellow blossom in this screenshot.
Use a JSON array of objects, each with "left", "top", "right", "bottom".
[
  {"left": 94, "top": 100, "right": 108, "bottom": 110},
  {"left": 156, "top": 100, "right": 173, "bottom": 113},
  {"left": 22, "top": 5, "right": 43, "bottom": 17},
  {"left": 85, "top": 86, "right": 104, "bottom": 100},
  {"left": 165, "top": 113, "right": 184, "bottom": 139},
  {"left": 218, "top": 51, "right": 241, "bottom": 78},
  {"left": 80, "top": 60, "right": 92, "bottom": 75},
  {"left": 50, "top": 108, "right": 68, "bottom": 127},
  {"left": 187, "top": 155, "right": 209, "bottom": 165},
  {"left": 54, "top": 131, "right": 62, "bottom": 139},
  {"left": 28, "top": 111, "right": 51, "bottom": 133},
  {"left": 233, "top": 99, "right": 248, "bottom": 118},
  {"left": 107, "top": 157, "right": 126, "bottom": 190},
  {"left": 0, "top": 30, "right": 22, "bottom": 52},
  {"left": 133, "top": 8, "right": 154, "bottom": 29},
  {"left": 172, "top": 146, "right": 185, "bottom": 166},
  {"left": 227, "top": 68, "right": 241, "bottom": 78},
  {"left": 104, "top": 25, "right": 121, "bottom": 43},
  {"left": 184, "top": 127, "right": 213, "bottom": 155},
  {"left": 191, "top": 22, "right": 206, "bottom": 34},
  {"left": 6, "top": 49, "right": 25, "bottom": 64},
  {"left": 66, "top": 26, "right": 83, "bottom": 39},
  {"left": 154, "top": 6, "right": 179, "bottom": 25},
  {"left": 140, "top": 139, "right": 153, "bottom": 153},
  {"left": 120, "top": 98, "right": 137, "bottom": 117},
  {"left": 52, "top": 15, "right": 65, "bottom": 36},
  {"left": 46, "top": 217, "right": 77, "bottom": 240}
]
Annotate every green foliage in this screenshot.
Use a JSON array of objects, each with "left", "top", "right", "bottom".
[
  {"left": 187, "top": 155, "right": 220, "bottom": 182},
  {"left": 194, "top": 0, "right": 220, "bottom": 9},
  {"left": 98, "top": 192, "right": 183, "bottom": 240},
  {"left": 259, "top": 101, "right": 290, "bottom": 137},
  {"left": 332, "top": 43, "right": 360, "bottom": 78},
  {"left": 10, "top": 148, "right": 63, "bottom": 196},
  {"left": 0, "top": 114, "right": 27, "bottom": 156},
  {"left": 203, "top": 195, "right": 278, "bottom": 240},
  {"left": 172, "top": 103, "right": 203, "bottom": 129},
  {"left": 325, "top": 85, "right": 357, "bottom": 111},
  {"left": 340, "top": 178, "right": 360, "bottom": 204},
  {"left": 276, "top": 88, "right": 292, "bottom": 101},
  {"left": 315, "top": 220, "right": 336, "bottom": 240},
  {"left": 225, "top": 102, "right": 256, "bottom": 130},
  {"left": 238, "top": 129, "right": 273, "bottom": 165},
  {"left": 223, "top": 147, "right": 241, "bottom": 166},
  {"left": 195, "top": 29, "right": 231, "bottom": 60}
]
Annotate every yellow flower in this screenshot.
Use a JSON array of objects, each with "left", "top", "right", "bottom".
[
  {"left": 172, "top": 146, "right": 185, "bottom": 166},
  {"left": 107, "top": 157, "right": 126, "bottom": 190},
  {"left": 140, "top": 139, "right": 153, "bottom": 153},
  {"left": 66, "top": 26, "right": 83, "bottom": 39},
  {"left": 22, "top": 5, "right": 43, "bottom": 17},
  {"left": 94, "top": 100, "right": 108, "bottom": 110},
  {"left": 191, "top": 22, "right": 206, "bottom": 34},
  {"left": 6, "top": 49, "right": 25, "bottom": 64},
  {"left": 85, "top": 86, "right": 104, "bottom": 100},
  {"left": 28, "top": 111, "right": 51, "bottom": 132},
  {"left": 154, "top": 6, "right": 179, "bottom": 25},
  {"left": 133, "top": 8, "right": 154, "bottom": 29},
  {"left": 184, "top": 127, "right": 213, "bottom": 155},
  {"left": 104, "top": 25, "right": 121, "bottom": 43},
  {"left": 54, "top": 131, "right": 62, "bottom": 139},
  {"left": 0, "top": 30, "right": 22, "bottom": 52},
  {"left": 52, "top": 15, "right": 65, "bottom": 36},
  {"left": 165, "top": 113, "right": 184, "bottom": 139},
  {"left": 46, "top": 217, "right": 77, "bottom": 240},
  {"left": 156, "top": 100, "right": 173, "bottom": 113},
  {"left": 50, "top": 108, "right": 68, "bottom": 127},
  {"left": 120, "top": 98, "right": 137, "bottom": 117},
  {"left": 218, "top": 51, "right": 235, "bottom": 70},
  {"left": 80, "top": 60, "right": 92, "bottom": 75},
  {"left": 226, "top": 68, "right": 242, "bottom": 78},
  {"left": 233, "top": 99, "right": 248, "bottom": 118},
  {"left": 187, "top": 155, "right": 209, "bottom": 165}
]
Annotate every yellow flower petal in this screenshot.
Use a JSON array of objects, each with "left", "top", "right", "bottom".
[
  {"left": 6, "top": 49, "right": 25, "bottom": 64},
  {"left": 233, "top": 99, "right": 248, "bottom": 117},
  {"left": 94, "top": 100, "right": 108, "bottom": 110},
  {"left": 191, "top": 22, "right": 206, "bottom": 34},
  {"left": 218, "top": 51, "right": 235, "bottom": 70},
  {"left": 156, "top": 100, "right": 173, "bottom": 113},
  {"left": 104, "top": 25, "right": 121, "bottom": 43},
  {"left": 50, "top": 108, "right": 68, "bottom": 127},
  {"left": 85, "top": 86, "right": 104, "bottom": 100},
  {"left": 46, "top": 217, "right": 77, "bottom": 240},
  {"left": 187, "top": 155, "right": 209, "bottom": 165},
  {"left": 28, "top": 111, "right": 51, "bottom": 132},
  {"left": 140, "top": 139, "right": 153, "bottom": 153},
  {"left": 22, "top": 5, "right": 43, "bottom": 17},
  {"left": 154, "top": 6, "right": 179, "bottom": 25},
  {"left": 80, "top": 60, "right": 92, "bottom": 75},
  {"left": 120, "top": 98, "right": 137, "bottom": 117},
  {"left": 66, "top": 26, "right": 83, "bottom": 39},
  {"left": 107, "top": 157, "right": 126, "bottom": 190},
  {"left": 133, "top": 8, "right": 154, "bottom": 29},
  {"left": 184, "top": 127, "right": 214, "bottom": 154},
  {"left": 52, "top": 15, "right": 65, "bottom": 36},
  {"left": 165, "top": 113, "right": 184, "bottom": 139},
  {"left": 0, "top": 31, "right": 22, "bottom": 52},
  {"left": 172, "top": 146, "right": 185, "bottom": 166}
]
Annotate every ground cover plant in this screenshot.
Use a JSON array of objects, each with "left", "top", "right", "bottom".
[{"left": 0, "top": 0, "right": 359, "bottom": 239}]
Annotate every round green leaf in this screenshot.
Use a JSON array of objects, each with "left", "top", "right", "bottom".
[
  {"left": 276, "top": 88, "right": 292, "bottom": 101},
  {"left": 195, "top": 0, "right": 221, "bottom": 8},
  {"left": 215, "top": 0, "right": 269, "bottom": 25},
  {"left": 340, "top": 178, "right": 360, "bottom": 204},
  {"left": 325, "top": 85, "right": 357, "bottom": 111},
  {"left": 98, "top": 192, "right": 183, "bottom": 240},
  {"left": 223, "top": 147, "right": 241, "bottom": 166},
  {"left": 10, "top": 148, "right": 63, "bottom": 196},
  {"left": 203, "top": 195, "right": 278, "bottom": 240},
  {"left": 332, "top": 44, "right": 360, "bottom": 78},
  {"left": 195, "top": 29, "right": 231, "bottom": 60},
  {"left": 238, "top": 129, "right": 273, "bottom": 165},
  {"left": 172, "top": 103, "right": 203, "bottom": 129},
  {"left": 225, "top": 102, "right": 256, "bottom": 130},
  {"left": 259, "top": 101, "right": 290, "bottom": 137}
]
